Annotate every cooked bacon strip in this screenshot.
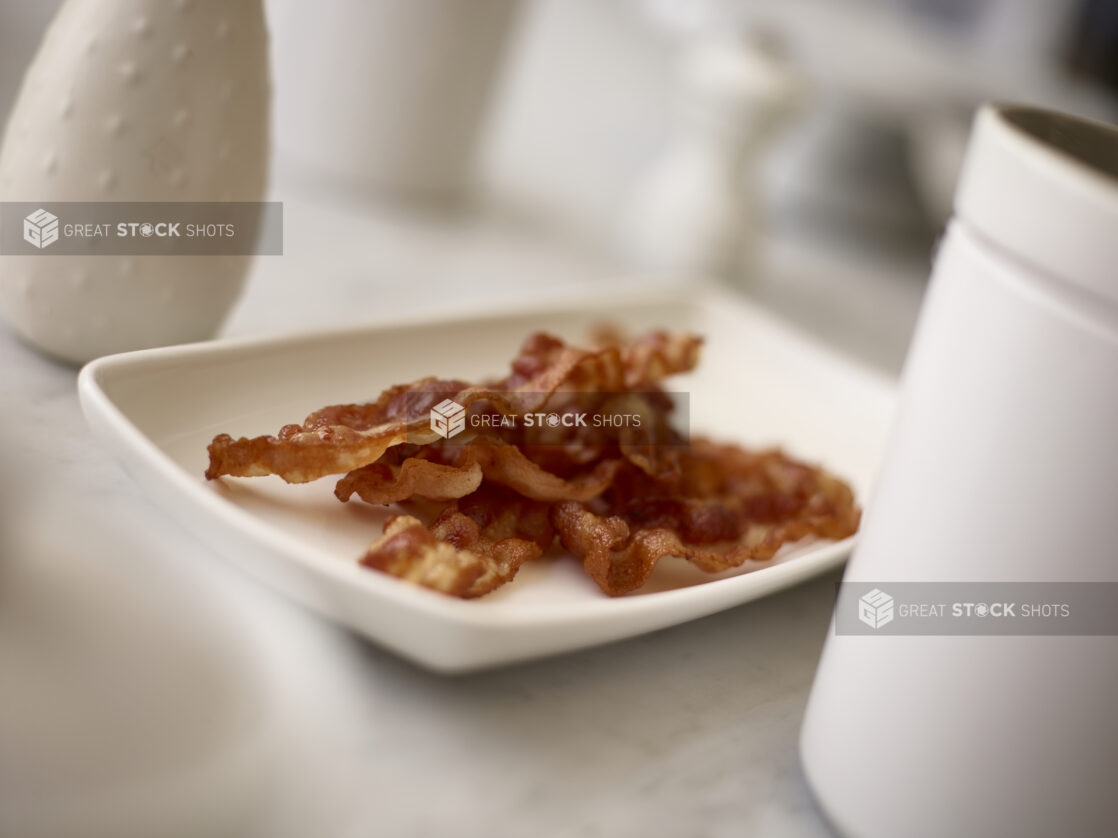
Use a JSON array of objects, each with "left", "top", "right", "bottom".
[
  {"left": 205, "top": 331, "right": 702, "bottom": 484},
  {"left": 337, "top": 443, "right": 623, "bottom": 505},
  {"left": 205, "top": 378, "right": 461, "bottom": 483},
  {"left": 358, "top": 516, "right": 511, "bottom": 598},
  {"left": 551, "top": 443, "right": 861, "bottom": 596},
  {"left": 551, "top": 495, "right": 857, "bottom": 597},
  {"left": 335, "top": 459, "right": 484, "bottom": 505},
  {"left": 443, "top": 443, "right": 623, "bottom": 502},
  {"left": 621, "top": 331, "right": 703, "bottom": 390},
  {"left": 360, "top": 489, "right": 554, "bottom": 598}
]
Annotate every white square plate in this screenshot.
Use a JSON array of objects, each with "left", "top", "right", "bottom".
[{"left": 78, "top": 287, "right": 896, "bottom": 671}]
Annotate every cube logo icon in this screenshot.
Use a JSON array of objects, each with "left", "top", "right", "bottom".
[
  {"left": 858, "top": 588, "right": 895, "bottom": 629},
  {"left": 430, "top": 398, "right": 466, "bottom": 439},
  {"left": 24, "top": 208, "right": 59, "bottom": 249}
]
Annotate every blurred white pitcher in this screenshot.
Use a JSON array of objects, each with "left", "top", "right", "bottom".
[
  {"left": 270, "top": 0, "right": 517, "bottom": 202},
  {"left": 801, "top": 105, "right": 1118, "bottom": 837}
]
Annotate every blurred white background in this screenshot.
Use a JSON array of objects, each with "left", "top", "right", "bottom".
[{"left": 4, "top": 0, "right": 1114, "bottom": 257}]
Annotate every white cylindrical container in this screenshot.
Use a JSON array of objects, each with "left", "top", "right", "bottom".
[{"left": 801, "top": 105, "right": 1118, "bottom": 837}]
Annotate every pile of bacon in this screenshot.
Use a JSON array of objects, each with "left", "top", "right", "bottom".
[{"left": 205, "top": 330, "right": 860, "bottom": 598}]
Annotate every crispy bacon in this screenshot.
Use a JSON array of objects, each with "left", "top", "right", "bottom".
[
  {"left": 205, "top": 328, "right": 860, "bottom": 598},
  {"left": 205, "top": 331, "right": 702, "bottom": 484},
  {"left": 360, "top": 488, "right": 554, "bottom": 598},
  {"left": 335, "top": 458, "right": 484, "bottom": 505},
  {"left": 550, "top": 441, "right": 861, "bottom": 595},
  {"left": 334, "top": 443, "right": 623, "bottom": 505}
]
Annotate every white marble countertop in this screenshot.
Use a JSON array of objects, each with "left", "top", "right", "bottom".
[{"left": 0, "top": 192, "right": 926, "bottom": 838}]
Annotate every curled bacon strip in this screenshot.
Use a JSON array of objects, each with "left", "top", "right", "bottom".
[
  {"left": 336, "top": 443, "right": 624, "bottom": 506},
  {"left": 550, "top": 443, "right": 860, "bottom": 596},
  {"left": 206, "top": 331, "right": 702, "bottom": 484},
  {"left": 205, "top": 378, "right": 461, "bottom": 483},
  {"left": 360, "top": 489, "right": 554, "bottom": 598},
  {"left": 335, "top": 458, "right": 483, "bottom": 505}
]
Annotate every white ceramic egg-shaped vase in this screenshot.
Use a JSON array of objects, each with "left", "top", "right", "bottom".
[{"left": 0, "top": 0, "right": 269, "bottom": 364}]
